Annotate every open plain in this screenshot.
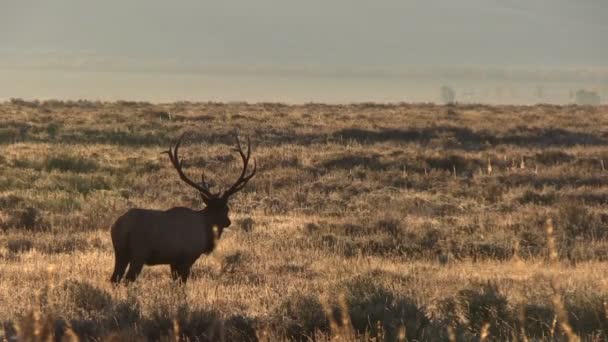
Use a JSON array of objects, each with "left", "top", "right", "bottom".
[{"left": 1, "top": 100, "right": 607, "bottom": 340}]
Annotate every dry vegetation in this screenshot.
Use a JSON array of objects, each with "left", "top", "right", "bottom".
[{"left": 1, "top": 99, "right": 608, "bottom": 341}]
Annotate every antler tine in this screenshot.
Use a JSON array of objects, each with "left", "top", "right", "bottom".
[
  {"left": 225, "top": 158, "right": 256, "bottom": 195},
  {"left": 199, "top": 171, "right": 217, "bottom": 195},
  {"left": 222, "top": 134, "right": 256, "bottom": 199},
  {"left": 245, "top": 135, "right": 251, "bottom": 160},
  {"left": 164, "top": 133, "right": 216, "bottom": 201}
]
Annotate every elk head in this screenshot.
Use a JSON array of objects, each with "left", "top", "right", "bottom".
[{"left": 163, "top": 133, "right": 256, "bottom": 235}]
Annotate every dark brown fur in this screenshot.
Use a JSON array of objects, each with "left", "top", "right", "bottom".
[
  {"left": 110, "top": 134, "right": 255, "bottom": 284},
  {"left": 110, "top": 204, "right": 228, "bottom": 283}
]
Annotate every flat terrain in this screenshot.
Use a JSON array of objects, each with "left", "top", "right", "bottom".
[{"left": 1, "top": 100, "right": 607, "bottom": 341}]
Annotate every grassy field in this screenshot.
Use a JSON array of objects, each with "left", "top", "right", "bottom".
[{"left": 0, "top": 99, "right": 607, "bottom": 341}]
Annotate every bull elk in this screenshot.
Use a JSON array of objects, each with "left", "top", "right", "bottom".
[{"left": 110, "top": 134, "right": 256, "bottom": 283}]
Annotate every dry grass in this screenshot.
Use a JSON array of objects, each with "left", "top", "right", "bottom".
[{"left": 1, "top": 99, "right": 608, "bottom": 340}]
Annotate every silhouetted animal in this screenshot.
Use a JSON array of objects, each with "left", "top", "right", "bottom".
[{"left": 110, "top": 134, "right": 256, "bottom": 283}]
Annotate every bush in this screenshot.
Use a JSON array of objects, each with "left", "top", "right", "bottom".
[
  {"left": 237, "top": 217, "right": 255, "bottom": 232},
  {"left": 38, "top": 237, "right": 89, "bottom": 254},
  {"left": 426, "top": 154, "right": 482, "bottom": 176},
  {"left": 140, "top": 109, "right": 184, "bottom": 121},
  {"left": 565, "top": 293, "right": 608, "bottom": 338},
  {"left": 273, "top": 293, "right": 329, "bottom": 340},
  {"left": 223, "top": 315, "right": 257, "bottom": 342},
  {"left": 53, "top": 174, "right": 111, "bottom": 194},
  {"left": 441, "top": 282, "right": 512, "bottom": 339},
  {"left": 555, "top": 201, "right": 605, "bottom": 242},
  {"left": 304, "top": 222, "right": 321, "bottom": 234},
  {"left": 221, "top": 251, "right": 250, "bottom": 274},
  {"left": 0, "top": 127, "right": 21, "bottom": 143},
  {"left": 12, "top": 158, "right": 43, "bottom": 170},
  {"left": 2, "top": 207, "right": 50, "bottom": 231},
  {"left": 521, "top": 304, "right": 554, "bottom": 338},
  {"left": 521, "top": 294, "right": 608, "bottom": 339},
  {"left": 45, "top": 155, "right": 99, "bottom": 173},
  {"left": 374, "top": 218, "right": 402, "bottom": 238},
  {"left": 7, "top": 238, "right": 33, "bottom": 254},
  {"left": 143, "top": 304, "right": 220, "bottom": 341},
  {"left": 0, "top": 194, "right": 25, "bottom": 209},
  {"left": 519, "top": 229, "right": 546, "bottom": 257},
  {"left": 518, "top": 190, "right": 556, "bottom": 205},
  {"left": 11, "top": 312, "right": 66, "bottom": 341},
  {"left": 46, "top": 122, "right": 62, "bottom": 137},
  {"left": 342, "top": 275, "right": 429, "bottom": 341},
  {"left": 534, "top": 150, "right": 574, "bottom": 165},
  {"left": 419, "top": 228, "right": 443, "bottom": 250},
  {"left": 50, "top": 280, "right": 112, "bottom": 317}
]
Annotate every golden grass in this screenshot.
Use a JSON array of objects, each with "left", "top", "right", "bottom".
[{"left": 1, "top": 100, "right": 608, "bottom": 340}]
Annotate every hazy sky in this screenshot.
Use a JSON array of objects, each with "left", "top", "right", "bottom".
[{"left": 1, "top": 0, "right": 607, "bottom": 67}]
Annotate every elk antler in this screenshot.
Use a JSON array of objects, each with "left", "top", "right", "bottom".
[
  {"left": 221, "top": 134, "right": 257, "bottom": 200},
  {"left": 164, "top": 133, "right": 217, "bottom": 202}
]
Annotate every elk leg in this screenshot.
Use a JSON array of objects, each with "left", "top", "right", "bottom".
[
  {"left": 124, "top": 261, "right": 144, "bottom": 282},
  {"left": 176, "top": 263, "right": 193, "bottom": 283},
  {"left": 110, "top": 257, "right": 129, "bottom": 284},
  {"left": 170, "top": 264, "right": 180, "bottom": 281}
]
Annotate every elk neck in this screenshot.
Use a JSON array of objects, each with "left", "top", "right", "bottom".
[{"left": 197, "top": 207, "right": 227, "bottom": 237}]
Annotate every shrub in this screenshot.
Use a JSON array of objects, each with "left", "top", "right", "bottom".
[
  {"left": 140, "top": 109, "right": 184, "bottom": 121},
  {"left": 442, "top": 282, "right": 513, "bottom": 339},
  {"left": 12, "top": 158, "right": 43, "bottom": 170},
  {"left": 565, "top": 293, "right": 608, "bottom": 338},
  {"left": 135, "top": 160, "right": 161, "bottom": 173},
  {"left": 342, "top": 222, "right": 365, "bottom": 236},
  {"left": 304, "top": 222, "right": 321, "bottom": 234},
  {"left": 0, "top": 128, "right": 21, "bottom": 143},
  {"left": 50, "top": 280, "right": 112, "bottom": 317},
  {"left": 237, "top": 217, "right": 255, "bottom": 232},
  {"left": 7, "top": 238, "right": 33, "bottom": 254},
  {"left": 273, "top": 293, "right": 329, "bottom": 340},
  {"left": 3, "top": 207, "right": 50, "bottom": 231},
  {"left": 320, "top": 154, "right": 385, "bottom": 171},
  {"left": 38, "top": 237, "right": 89, "bottom": 254},
  {"left": 426, "top": 154, "right": 482, "bottom": 176},
  {"left": 111, "top": 297, "right": 141, "bottom": 330},
  {"left": 519, "top": 229, "right": 546, "bottom": 257},
  {"left": 11, "top": 312, "right": 67, "bottom": 341},
  {"left": 45, "top": 155, "right": 99, "bottom": 173},
  {"left": 342, "top": 275, "right": 429, "bottom": 341},
  {"left": 223, "top": 315, "right": 257, "bottom": 342},
  {"left": 221, "top": 251, "right": 250, "bottom": 274},
  {"left": 521, "top": 294, "right": 608, "bottom": 339},
  {"left": 53, "top": 174, "right": 111, "bottom": 194},
  {"left": 374, "top": 218, "right": 402, "bottom": 238},
  {"left": 0, "top": 194, "right": 25, "bottom": 209},
  {"left": 522, "top": 304, "right": 554, "bottom": 338},
  {"left": 555, "top": 201, "right": 605, "bottom": 242},
  {"left": 518, "top": 190, "right": 556, "bottom": 205},
  {"left": 534, "top": 150, "right": 574, "bottom": 165},
  {"left": 10, "top": 98, "right": 39, "bottom": 107},
  {"left": 143, "top": 304, "right": 220, "bottom": 341},
  {"left": 46, "top": 122, "right": 62, "bottom": 137},
  {"left": 419, "top": 228, "right": 443, "bottom": 250}
]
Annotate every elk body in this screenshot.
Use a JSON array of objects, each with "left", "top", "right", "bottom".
[{"left": 110, "top": 134, "right": 256, "bottom": 284}]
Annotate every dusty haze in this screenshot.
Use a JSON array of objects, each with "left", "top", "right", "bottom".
[{"left": 1, "top": 0, "right": 607, "bottom": 103}]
